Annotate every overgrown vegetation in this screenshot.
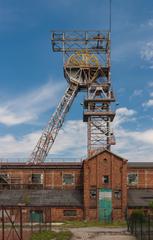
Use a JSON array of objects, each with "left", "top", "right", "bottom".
[
  {"left": 130, "top": 209, "right": 145, "bottom": 221},
  {"left": 149, "top": 201, "right": 153, "bottom": 210},
  {"left": 23, "top": 194, "right": 30, "bottom": 205},
  {"left": 30, "top": 230, "right": 72, "bottom": 240},
  {"left": 60, "top": 220, "right": 126, "bottom": 228}
]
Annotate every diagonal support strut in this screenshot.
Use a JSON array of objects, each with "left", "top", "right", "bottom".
[{"left": 29, "top": 82, "right": 79, "bottom": 163}]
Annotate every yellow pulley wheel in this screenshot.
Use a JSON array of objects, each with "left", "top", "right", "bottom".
[{"left": 66, "top": 51, "right": 99, "bottom": 68}]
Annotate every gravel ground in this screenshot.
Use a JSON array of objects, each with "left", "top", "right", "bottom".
[
  {"left": 0, "top": 227, "right": 136, "bottom": 240},
  {"left": 69, "top": 227, "right": 136, "bottom": 240}
]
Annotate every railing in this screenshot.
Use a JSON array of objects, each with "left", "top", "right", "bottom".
[
  {"left": 0, "top": 157, "right": 83, "bottom": 163},
  {"left": 128, "top": 215, "right": 153, "bottom": 240}
]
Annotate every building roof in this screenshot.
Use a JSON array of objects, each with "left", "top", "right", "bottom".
[
  {"left": 128, "top": 189, "right": 153, "bottom": 208},
  {"left": 85, "top": 149, "right": 127, "bottom": 162},
  {"left": 0, "top": 149, "right": 127, "bottom": 168},
  {"left": 0, "top": 189, "right": 83, "bottom": 207},
  {"left": 128, "top": 162, "right": 153, "bottom": 168},
  {"left": 0, "top": 162, "right": 82, "bottom": 170}
]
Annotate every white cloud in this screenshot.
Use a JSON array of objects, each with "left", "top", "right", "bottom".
[
  {"left": 0, "top": 131, "right": 41, "bottom": 159},
  {"left": 112, "top": 107, "right": 153, "bottom": 161},
  {"left": 113, "top": 107, "right": 136, "bottom": 127},
  {"left": 0, "top": 108, "right": 153, "bottom": 162},
  {"left": 51, "top": 120, "right": 87, "bottom": 156},
  {"left": 133, "top": 89, "right": 143, "bottom": 97},
  {"left": 129, "top": 89, "right": 143, "bottom": 100},
  {"left": 140, "top": 41, "right": 153, "bottom": 68},
  {"left": 113, "top": 127, "right": 153, "bottom": 162},
  {"left": 140, "top": 19, "right": 153, "bottom": 29},
  {"left": 150, "top": 92, "right": 153, "bottom": 97},
  {"left": 0, "top": 80, "right": 65, "bottom": 126},
  {"left": 0, "top": 120, "right": 87, "bottom": 159},
  {"left": 143, "top": 99, "right": 153, "bottom": 107}
]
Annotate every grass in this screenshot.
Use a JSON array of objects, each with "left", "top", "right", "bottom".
[
  {"left": 30, "top": 230, "right": 73, "bottom": 240},
  {"left": 60, "top": 220, "right": 127, "bottom": 228}
]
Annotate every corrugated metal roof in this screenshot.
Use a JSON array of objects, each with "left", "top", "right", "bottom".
[
  {"left": 128, "top": 189, "right": 153, "bottom": 207},
  {"left": 128, "top": 162, "right": 153, "bottom": 168},
  {"left": 0, "top": 162, "right": 82, "bottom": 169},
  {"left": 0, "top": 189, "right": 83, "bottom": 207}
]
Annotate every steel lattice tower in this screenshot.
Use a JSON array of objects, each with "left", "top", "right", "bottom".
[{"left": 29, "top": 30, "right": 115, "bottom": 163}]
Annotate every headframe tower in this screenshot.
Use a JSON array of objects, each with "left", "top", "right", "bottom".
[{"left": 29, "top": 30, "right": 116, "bottom": 164}]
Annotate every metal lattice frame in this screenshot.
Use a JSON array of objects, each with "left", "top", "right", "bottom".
[
  {"left": 30, "top": 83, "right": 78, "bottom": 163},
  {"left": 85, "top": 82, "right": 116, "bottom": 155},
  {"left": 29, "top": 30, "right": 115, "bottom": 163}
]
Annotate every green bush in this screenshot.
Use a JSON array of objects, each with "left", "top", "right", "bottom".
[
  {"left": 130, "top": 209, "right": 144, "bottom": 221},
  {"left": 149, "top": 201, "right": 153, "bottom": 209}
]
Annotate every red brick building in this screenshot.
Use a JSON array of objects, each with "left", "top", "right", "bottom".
[{"left": 0, "top": 149, "right": 152, "bottom": 223}]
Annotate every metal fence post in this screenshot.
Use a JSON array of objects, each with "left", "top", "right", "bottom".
[
  {"left": 50, "top": 208, "right": 52, "bottom": 231},
  {"left": 140, "top": 218, "right": 143, "bottom": 240},
  {"left": 20, "top": 207, "right": 23, "bottom": 240},
  {"left": 148, "top": 215, "right": 150, "bottom": 240},
  {"left": 2, "top": 206, "right": 4, "bottom": 240},
  {"left": 135, "top": 219, "right": 136, "bottom": 236}
]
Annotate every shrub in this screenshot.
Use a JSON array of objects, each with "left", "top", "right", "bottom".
[
  {"left": 149, "top": 201, "right": 153, "bottom": 209},
  {"left": 130, "top": 209, "right": 144, "bottom": 221}
]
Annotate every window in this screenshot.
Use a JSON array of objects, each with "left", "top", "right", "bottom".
[
  {"left": 32, "top": 174, "right": 43, "bottom": 184},
  {"left": 63, "top": 174, "right": 74, "bottom": 184},
  {"left": 90, "top": 189, "right": 97, "bottom": 199},
  {"left": 103, "top": 175, "right": 109, "bottom": 184},
  {"left": 114, "top": 190, "right": 121, "bottom": 199},
  {"left": 128, "top": 173, "right": 138, "bottom": 185},
  {"left": 63, "top": 210, "right": 76, "bottom": 216}
]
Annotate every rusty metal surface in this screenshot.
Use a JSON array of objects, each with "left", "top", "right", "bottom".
[{"left": 29, "top": 30, "right": 116, "bottom": 163}]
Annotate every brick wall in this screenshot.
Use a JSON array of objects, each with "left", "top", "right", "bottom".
[
  {"left": 1, "top": 207, "right": 83, "bottom": 223},
  {"left": 83, "top": 150, "right": 127, "bottom": 221},
  {"left": 0, "top": 166, "right": 83, "bottom": 190},
  {"left": 127, "top": 167, "right": 153, "bottom": 189}
]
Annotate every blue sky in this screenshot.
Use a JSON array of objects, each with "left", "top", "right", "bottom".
[{"left": 0, "top": 0, "right": 153, "bottom": 161}]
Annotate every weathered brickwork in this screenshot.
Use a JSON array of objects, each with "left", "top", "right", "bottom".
[
  {"left": 0, "top": 164, "right": 83, "bottom": 190},
  {"left": 2, "top": 207, "right": 83, "bottom": 222},
  {"left": 127, "top": 167, "right": 153, "bottom": 189},
  {"left": 83, "top": 151, "right": 127, "bottom": 221},
  {"left": 1, "top": 150, "right": 153, "bottom": 222}
]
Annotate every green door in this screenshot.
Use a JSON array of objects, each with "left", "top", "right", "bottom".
[
  {"left": 99, "top": 189, "right": 112, "bottom": 222},
  {"left": 30, "top": 210, "right": 43, "bottom": 223}
]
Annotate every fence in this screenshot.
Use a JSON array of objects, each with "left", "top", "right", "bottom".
[
  {"left": 0, "top": 206, "right": 52, "bottom": 240},
  {"left": 0, "top": 157, "right": 82, "bottom": 163},
  {"left": 128, "top": 215, "right": 153, "bottom": 240}
]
